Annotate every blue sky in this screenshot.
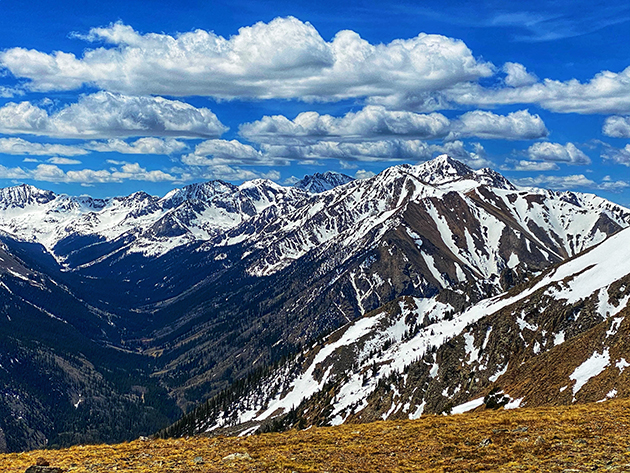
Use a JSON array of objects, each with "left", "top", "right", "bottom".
[{"left": 0, "top": 0, "right": 629, "bottom": 204}]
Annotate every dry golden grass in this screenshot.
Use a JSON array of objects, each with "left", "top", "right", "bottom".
[{"left": 3, "top": 399, "right": 630, "bottom": 472}]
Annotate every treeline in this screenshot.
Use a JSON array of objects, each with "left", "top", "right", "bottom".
[{"left": 157, "top": 349, "right": 304, "bottom": 439}]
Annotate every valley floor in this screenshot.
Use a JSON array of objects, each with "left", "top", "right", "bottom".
[{"left": 3, "top": 399, "right": 630, "bottom": 472}]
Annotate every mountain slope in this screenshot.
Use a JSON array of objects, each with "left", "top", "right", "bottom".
[
  {"left": 1, "top": 156, "right": 630, "bottom": 450},
  {"left": 5, "top": 399, "right": 630, "bottom": 473},
  {"left": 169, "top": 223, "right": 630, "bottom": 436},
  {"left": 0, "top": 180, "right": 309, "bottom": 265},
  {"left": 0, "top": 235, "right": 179, "bottom": 452}
]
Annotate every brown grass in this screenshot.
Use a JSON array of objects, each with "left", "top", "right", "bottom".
[{"left": 3, "top": 399, "right": 630, "bottom": 472}]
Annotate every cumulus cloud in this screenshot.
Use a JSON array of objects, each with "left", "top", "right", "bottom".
[
  {"left": 0, "top": 161, "right": 178, "bottom": 184},
  {"left": 182, "top": 139, "right": 289, "bottom": 166},
  {"left": 0, "top": 86, "right": 24, "bottom": 98},
  {"left": 283, "top": 176, "right": 301, "bottom": 185},
  {"left": 86, "top": 137, "right": 188, "bottom": 154},
  {"left": 449, "top": 109, "right": 547, "bottom": 140},
  {"left": 0, "top": 92, "right": 227, "bottom": 138},
  {"left": 601, "top": 143, "right": 630, "bottom": 166},
  {"left": 0, "top": 18, "right": 493, "bottom": 101},
  {"left": 264, "top": 139, "right": 492, "bottom": 168},
  {"left": 603, "top": 116, "right": 630, "bottom": 138},
  {"left": 185, "top": 165, "right": 281, "bottom": 182},
  {"left": 0, "top": 137, "right": 88, "bottom": 156},
  {"left": 513, "top": 174, "right": 629, "bottom": 191},
  {"left": 0, "top": 165, "right": 29, "bottom": 179},
  {"left": 501, "top": 159, "right": 560, "bottom": 171},
  {"left": 503, "top": 62, "right": 538, "bottom": 87},
  {"left": 240, "top": 106, "right": 451, "bottom": 143},
  {"left": 2, "top": 18, "right": 630, "bottom": 115},
  {"left": 453, "top": 66, "right": 630, "bottom": 114},
  {"left": 241, "top": 107, "right": 546, "bottom": 144},
  {"left": 526, "top": 142, "right": 591, "bottom": 165}
]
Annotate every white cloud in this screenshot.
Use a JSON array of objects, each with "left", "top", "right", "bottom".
[
  {"left": 264, "top": 139, "right": 492, "bottom": 168},
  {"left": 261, "top": 170, "right": 281, "bottom": 181},
  {"left": 453, "top": 66, "right": 630, "bottom": 114},
  {"left": 283, "top": 175, "right": 301, "bottom": 185},
  {"left": 190, "top": 165, "right": 280, "bottom": 182},
  {"left": 450, "top": 109, "right": 547, "bottom": 140},
  {"left": 240, "top": 106, "right": 451, "bottom": 143},
  {"left": 603, "top": 116, "right": 630, "bottom": 138},
  {"left": 0, "top": 162, "right": 178, "bottom": 184},
  {"left": 354, "top": 169, "right": 376, "bottom": 179},
  {"left": 241, "top": 107, "right": 546, "bottom": 144},
  {"left": 526, "top": 142, "right": 591, "bottom": 165},
  {"left": 47, "top": 157, "right": 82, "bottom": 165},
  {"left": 513, "top": 174, "right": 629, "bottom": 191},
  {"left": 501, "top": 159, "right": 560, "bottom": 171},
  {"left": 0, "top": 86, "right": 24, "bottom": 98},
  {"left": 0, "top": 137, "right": 88, "bottom": 156},
  {"left": 86, "top": 137, "right": 188, "bottom": 154},
  {"left": 0, "top": 18, "right": 493, "bottom": 101},
  {"left": 503, "top": 62, "right": 538, "bottom": 87},
  {"left": 0, "top": 92, "right": 227, "bottom": 138},
  {"left": 601, "top": 143, "right": 630, "bottom": 166},
  {"left": 2, "top": 18, "right": 629, "bottom": 116},
  {"left": 0, "top": 165, "right": 29, "bottom": 179},
  {"left": 182, "top": 139, "right": 289, "bottom": 166}
]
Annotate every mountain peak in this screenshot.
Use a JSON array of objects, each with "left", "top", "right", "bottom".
[
  {"left": 412, "top": 155, "right": 474, "bottom": 185},
  {"left": 294, "top": 171, "right": 354, "bottom": 193},
  {"left": 0, "top": 183, "right": 56, "bottom": 209},
  {"left": 408, "top": 155, "right": 515, "bottom": 190}
]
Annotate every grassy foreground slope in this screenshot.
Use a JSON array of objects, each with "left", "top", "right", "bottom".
[{"left": 2, "top": 400, "right": 630, "bottom": 472}]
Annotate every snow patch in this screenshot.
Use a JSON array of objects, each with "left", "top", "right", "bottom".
[
  {"left": 569, "top": 349, "right": 610, "bottom": 399},
  {"left": 409, "top": 401, "right": 426, "bottom": 420},
  {"left": 451, "top": 397, "right": 484, "bottom": 414},
  {"left": 504, "top": 397, "right": 524, "bottom": 410},
  {"left": 507, "top": 253, "right": 519, "bottom": 269},
  {"left": 489, "top": 364, "right": 508, "bottom": 382},
  {"left": 554, "top": 331, "right": 565, "bottom": 346},
  {"left": 616, "top": 358, "right": 630, "bottom": 373}
]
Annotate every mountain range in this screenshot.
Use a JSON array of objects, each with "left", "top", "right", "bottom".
[{"left": 0, "top": 155, "right": 629, "bottom": 452}]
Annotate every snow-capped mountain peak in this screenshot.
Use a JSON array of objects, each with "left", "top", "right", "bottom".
[
  {"left": 294, "top": 171, "right": 354, "bottom": 193},
  {"left": 0, "top": 156, "right": 628, "bottom": 272},
  {"left": 412, "top": 154, "right": 473, "bottom": 185},
  {"left": 0, "top": 184, "right": 56, "bottom": 210},
  {"left": 405, "top": 155, "right": 515, "bottom": 190}
]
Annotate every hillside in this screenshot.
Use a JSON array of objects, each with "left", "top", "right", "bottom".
[
  {"left": 1, "top": 155, "right": 630, "bottom": 451},
  {"left": 168, "top": 223, "right": 630, "bottom": 437},
  {"left": 2, "top": 399, "right": 630, "bottom": 472}
]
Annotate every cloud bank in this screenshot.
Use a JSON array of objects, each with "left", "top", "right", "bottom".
[
  {"left": 514, "top": 174, "right": 629, "bottom": 192},
  {"left": 0, "top": 162, "right": 178, "bottom": 184},
  {"left": 526, "top": 142, "right": 591, "bottom": 165},
  {"left": 0, "top": 92, "right": 227, "bottom": 138},
  {"left": 0, "top": 18, "right": 493, "bottom": 102},
  {"left": 240, "top": 107, "right": 547, "bottom": 143}
]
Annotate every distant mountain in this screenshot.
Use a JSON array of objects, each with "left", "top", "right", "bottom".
[
  {"left": 1, "top": 155, "right": 630, "bottom": 451},
  {"left": 294, "top": 171, "right": 354, "bottom": 193},
  {"left": 0, "top": 179, "right": 308, "bottom": 263}
]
